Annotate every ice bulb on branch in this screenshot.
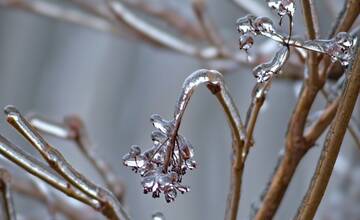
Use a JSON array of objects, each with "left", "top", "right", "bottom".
[
  {"left": 302, "top": 32, "right": 357, "bottom": 67},
  {"left": 252, "top": 46, "right": 289, "bottom": 83}
]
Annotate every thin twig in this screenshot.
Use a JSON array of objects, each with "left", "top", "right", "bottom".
[
  {"left": 107, "top": 0, "right": 220, "bottom": 60},
  {"left": 295, "top": 43, "right": 360, "bottom": 220},
  {"left": 192, "top": 0, "right": 226, "bottom": 54},
  {"left": 0, "top": 168, "right": 16, "bottom": 220},
  {"left": 122, "top": 0, "right": 206, "bottom": 41},
  {"left": 11, "top": 176, "right": 98, "bottom": 220}
]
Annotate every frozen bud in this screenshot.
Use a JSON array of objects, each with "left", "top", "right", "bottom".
[
  {"left": 239, "top": 34, "right": 254, "bottom": 51},
  {"left": 254, "top": 17, "right": 275, "bottom": 33},
  {"left": 152, "top": 212, "right": 165, "bottom": 220},
  {"left": 236, "top": 15, "right": 256, "bottom": 34},
  {"left": 129, "top": 145, "right": 141, "bottom": 157},
  {"left": 267, "top": 0, "right": 295, "bottom": 18},
  {"left": 326, "top": 32, "right": 356, "bottom": 66},
  {"left": 150, "top": 114, "right": 174, "bottom": 135}
]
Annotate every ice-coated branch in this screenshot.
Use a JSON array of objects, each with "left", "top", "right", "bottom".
[
  {"left": 0, "top": 134, "right": 97, "bottom": 208},
  {"left": 4, "top": 106, "right": 130, "bottom": 220},
  {"left": 295, "top": 43, "right": 360, "bottom": 220},
  {"left": 27, "top": 114, "right": 125, "bottom": 201},
  {"left": 236, "top": 14, "right": 357, "bottom": 67},
  {"left": 122, "top": 69, "right": 245, "bottom": 219},
  {"left": 0, "top": 168, "right": 16, "bottom": 220}
]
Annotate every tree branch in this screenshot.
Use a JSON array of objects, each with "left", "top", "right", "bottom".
[
  {"left": 295, "top": 42, "right": 360, "bottom": 220},
  {"left": 0, "top": 168, "right": 16, "bottom": 220}
]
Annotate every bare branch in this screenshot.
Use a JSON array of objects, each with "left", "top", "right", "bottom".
[
  {"left": 0, "top": 0, "right": 117, "bottom": 35},
  {"left": 107, "top": 0, "right": 220, "bottom": 60},
  {"left": 295, "top": 43, "right": 360, "bottom": 220},
  {"left": 0, "top": 168, "right": 16, "bottom": 220},
  {"left": 122, "top": 0, "right": 205, "bottom": 41},
  {"left": 12, "top": 176, "right": 98, "bottom": 220}
]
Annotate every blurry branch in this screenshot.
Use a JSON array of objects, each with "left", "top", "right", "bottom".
[
  {"left": 122, "top": 0, "right": 205, "bottom": 41},
  {"left": 107, "top": 0, "right": 220, "bottom": 60},
  {"left": 296, "top": 44, "right": 360, "bottom": 220},
  {"left": 232, "top": 0, "right": 274, "bottom": 19},
  {"left": 12, "top": 176, "right": 98, "bottom": 220},
  {"left": 0, "top": 0, "right": 118, "bottom": 34},
  {"left": 0, "top": 168, "right": 16, "bottom": 220},
  {"left": 192, "top": 0, "right": 226, "bottom": 54},
  {"left": 329, "top": 0, "right": 360, "bottom": 37},
  {"left": 27, "top": 114, "right": 125, "bottom": 202},
  {"left": 0, "top": 106, "right": 130, "bottom": 220}
]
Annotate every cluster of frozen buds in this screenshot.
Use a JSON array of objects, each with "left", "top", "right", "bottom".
[
  {"left": 122, "top": 114, "right": 196, "bottom": 202},
  {"left": 237, "top": 0, "right": 357, "bottom": 83},
  {"left": 266, "top": 0, "right": 295, "bottom": 24}
]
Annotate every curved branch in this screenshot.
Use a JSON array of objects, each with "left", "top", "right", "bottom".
[{"left": 162, "top": 69, "right": 245, "bottom": 220}]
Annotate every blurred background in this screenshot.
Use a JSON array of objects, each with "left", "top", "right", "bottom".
[{"left": 0, "top": 0, "right": 359, "bottom": 219}]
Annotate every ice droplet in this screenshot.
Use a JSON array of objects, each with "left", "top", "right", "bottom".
[
  {"left": 152, "top": 212, "right": 165, "bottom": 220},
  {"left": 267, "top": 0, "right": 295, "bottom": 19}
]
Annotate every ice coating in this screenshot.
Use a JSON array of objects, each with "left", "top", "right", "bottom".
[
  {"left": 123, "top": 69, "right": 246, "bottom": 202},
  {"left": 122, "top": 113, "right": 196, "bottom": 202},
  {"left": 152, "top": 212, "right": 166, "bottom": 220},
  {"left": 253, "top": 46, "right": 289, "bottom": 83},
  {"left": 267, "top": 0, "right": 295, "bottom": 24},
  {"left": 301, "top": 32, "right": 357, "bottom": 66},
  {"left": 236, "top": 15, "right": 283, "bottom": 52}
]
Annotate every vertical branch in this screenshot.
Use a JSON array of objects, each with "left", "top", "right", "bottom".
[
  {"left": 301, "top": 0, "right": 320, "bottom": 84},
  {"left": 0, "top": 168, "right": 16, "bottom": 220},
  {"left": 295, "top": 45, "right": 360, "bottom": 220}
]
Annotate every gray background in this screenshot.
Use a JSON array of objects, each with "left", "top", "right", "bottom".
[{"left": 0, "top": 0, "right": 358, "bottom": 219}]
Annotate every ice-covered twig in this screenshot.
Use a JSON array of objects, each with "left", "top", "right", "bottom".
[
  {"left": 123, "top": 69, "right": 245, "bottom": 219},
  {"left": 4, "top": 106, "right": 130, "bottom": 220},
  {"left": 0, "top": 168, "right": 16, "bottom": 220},
  {"left": 27, "top": 114, "right": 125, "bottom": 201},
  {"left": 236, "top": 15, "right": 357, "bottom": 67}
]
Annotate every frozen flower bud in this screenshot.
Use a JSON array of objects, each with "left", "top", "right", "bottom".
[
  {"left": 326, "top": 32, "right": 356, "bottom": 66},
  {"left": 254, "top": 17, "right": 275, "bottom": 34},
  {"left": 239, "top": 34, "right": 254, "bottom": 51},
  {"left": 267, "top": 0, "right": 295, "bottom": 18}
]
